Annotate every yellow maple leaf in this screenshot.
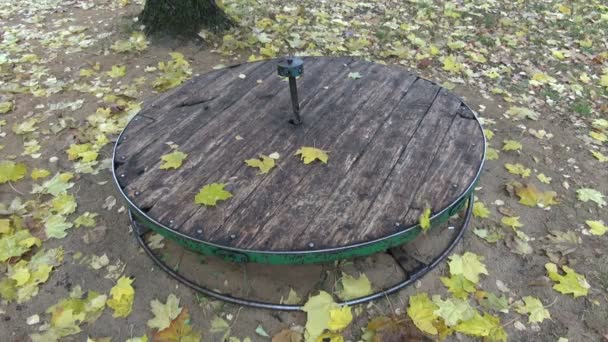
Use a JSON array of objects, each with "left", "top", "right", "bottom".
[
  {"left": 336, "top": 273, "right": 372, "bottom": 300},
  {"left": 31, "top": 168, "right": 51, "bottom": 180},
  {"left": 327, "top": 306, "right": 352, "bottom": 332},
  {"left": 107, "top": 65, "right": 126, "bottom": 78},
  {"left": 107, "top": 276, "right": 135, "bottom": 318},
  {"left": 536, "top": 173, "right": 552, "bottom": 184},
  {"left": 472, "top": 202, "right": 490, "bottom": 218},
  {"left": 295, "top": 147, "right": 329, "bottom": 165},
  {"left": 590, "top": 151, "right": 607, "bottom": 162},
  {"left": 440, "top": 274, "right": 476, "bottom": 299},
  {"left": 154, "top": 308, "right": 202, "bottom": 342},
  {"left": 589, "top": 131, "right": 607, "bottom": 142},
  {"left": 454, "top": 312, "right": 507, "bottom": 341},
  {"left": 504, "top": 163, "right": 531, "bottom": 177},
  {"left": 502, "top": 140, "right": 522, "bottom": 151},
  {"left": 419, "top": 207, "right": 432, "bottom": 232},
  {"left": 515, "top": 183, "right": 558, "bottom": 208},
  {"left": 501, "top": 216, "right": 523, "bottom": 229},
  {"left": 486, "top": 147, "right": 499, "bottom": 160},
  {"left": 545, "top": 263, "right": 590, "bottom": 298},
  {"left": 159, "top": 150, "right": 188, "bottom": 170},
  {"left": 516, "top": 296, "right": 550, "bottom": 323},
  {"left": 0, "top": 101, "right": 13, "bottom": 114},
  {"left": 194, "top": 183, "right": 232, "bottom": 206},
  {"left": 585, "top": 220, "right": 607, "bottom": 236},
  {"left": 407, "top": 293, "right": 439, "bottom": 335},
  {"left": 0, "top": 160, "right": 27, "bottom": 184},
  {"left": 442, "top": 55, "right": 463, "bottom": 74},
  {"left": 303, "top": 291, "right": 338, "bottom": 342},
  {"left": 245, "top": 154, "right": 276, "bottom": 174},
  {"left": 448, "top": 252, "right": 488, "bottom": 284}
]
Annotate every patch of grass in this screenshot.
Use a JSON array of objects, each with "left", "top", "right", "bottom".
[{"left": 570, "top": 100, "right": 593, "bottom": 117}]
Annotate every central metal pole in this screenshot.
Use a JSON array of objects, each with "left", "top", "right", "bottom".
[{"left": 288, "top": 76, "right": 302, "bottom": 125}]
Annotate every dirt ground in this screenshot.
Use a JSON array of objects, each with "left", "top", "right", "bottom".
[{"left": 1, "top": 0, "right": 607, "bottom": 341}]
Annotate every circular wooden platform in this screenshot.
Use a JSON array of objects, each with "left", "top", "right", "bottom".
[{"left": 113, "top": 57, "right": 485, "bottom": 263}]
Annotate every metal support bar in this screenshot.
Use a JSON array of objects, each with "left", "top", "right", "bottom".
[{"left": 129, "top": 194, "right": 473, "bottom": 311}]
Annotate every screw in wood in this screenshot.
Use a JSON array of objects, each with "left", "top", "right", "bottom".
[
  {"left": 230, "top": 234, "right": 236, "bottom": 239},
  {"left": 196, "top": 229, "right": 202, "bottom": 234},
  {"left": 121, "top": 156, "right": 126, "bottom": 160},
  {"left": 308, "top": 242, "right": 315, "bottom": 248},
  {"left": 120, "top": 174, "right": 125, "bottom": 178},
  {"left": 134, "top": 191, "right": 140, "bottom": 196}
]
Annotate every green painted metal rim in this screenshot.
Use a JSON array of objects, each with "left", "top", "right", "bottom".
[
  {"left": 111, "top": 60, "right": 486, "bottom": 265},
  {"left": 126, "top": 189, "right": 474, "bottom": 264}
]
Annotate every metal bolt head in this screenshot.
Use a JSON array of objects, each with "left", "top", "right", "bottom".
[
  {"left": 134, "top": 191, "right": 140, "bottom": 196},
  {"left": 308, "top": 242, "right": 315, "bottom": 248},
  {"left": 120, "top": 174, "right": 125, "bottom": 178},
  {"left": 120, "top": 156, "right": 126, "bottom": 160},
  {"left": 230, "top": 234, "right": 236, "bottom": 239},
  {"left": 196, "top": 229, "right": 202, "bottom": 234},
  {"left": 452, "top": 184, "right": 458, "bottom": 188}
]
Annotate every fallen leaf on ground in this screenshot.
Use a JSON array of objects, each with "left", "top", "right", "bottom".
[
  {"left": 515, "top": 183, "right": 558, "bottom": 208},
  {"left": 336, "top": 273, "right": 372, "bottom": 300},
  {"left": 407, "top": 293, "right": 440, "bottom": 335},
  {"left": 545, "top": 263, "right": 590, "bottom": 298},
  {"left": 516, "top": 296, "right": 550, "bottom": 323},
  {"left": 148, "top": 294, "right": 182, "bottom": 330},
  {"left": 585, "top": 220, "right": 607, "bottom": 236},
  {"left": 328, "top": 306, "right": 352, "bottom": 332},
  {"left": 302, "top": 291, "right": 338, "bottom": 342},
  {"left": 107, "top": 276, "right": 135, "bottom": 317},
  {"left": 448, "top": 252, "right": 488, "bottom": 284},
  {"left": 155, "top": 308, "right": 202, "bottom": 342},
  {"left": 576, "top": 188, "right": 606, "bottom": 207}
]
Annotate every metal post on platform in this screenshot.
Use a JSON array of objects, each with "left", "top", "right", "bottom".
[{"left": 277, "top": 57, "right": 304, "bottom": 125}]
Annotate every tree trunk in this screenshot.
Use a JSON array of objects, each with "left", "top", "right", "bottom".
[{"left": 140, "top": 0, "right": 233, "bottom": 36}]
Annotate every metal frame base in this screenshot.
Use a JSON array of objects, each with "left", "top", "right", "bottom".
[{"left": 130, "top": 194, "right": 472, "bottom": 311}]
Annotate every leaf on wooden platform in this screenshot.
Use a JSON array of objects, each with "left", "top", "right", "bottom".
[
  {"left": 160, "top": 150, "right": 188, "bottom": 170},
  {"left": 245, "top": 154, "right": 276, "bottom": 174},
  {"left": 295, "top": 147, "right": 329, "bottom": 165},
  {"left": 194, "top": 183, "right": 232, "bottom": 206},
  {"left": 419, "top": 207, "right": 431, "bottom": 232}
]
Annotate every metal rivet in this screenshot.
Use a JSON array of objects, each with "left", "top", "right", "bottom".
[
  {"left": 452, "top": 184, "right": 458, "bottom": 188},
  {"left": 134, "top": 191, "right": 140, "bottom": 196},
  {"left": 230, "top": 234, "right": 236, "bottom": 239},
  {"left": 122, "top": 137, "right": 127, "bottom": 141},
  {"left": 168, "top": 220, "right": 174, "bottom": 225},
  {"left": 134, "top": 117, "right": 139, "bottom": 121},
  {"left": 120, "top": 174, "right": 125, "bottom": 178},
  {"left": 472, "top": 143, "right": 476, "bottom": 146},
  {"left": 308, "top": 242, "right": 315, "bottom": 248},
  {"left": 121, "top": 156, "right": 126, "bottom": 160},
  {"left": 196, "top": 229, "right": 202, "bottom": 234}
]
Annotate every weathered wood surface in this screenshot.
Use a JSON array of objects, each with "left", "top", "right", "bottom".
[{"left": 114, "top": 57, "right": 484, "bottom": 251}]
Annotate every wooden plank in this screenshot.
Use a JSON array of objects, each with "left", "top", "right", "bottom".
[
  {"left": 132, "top": 58, "right": 365, "bottom": 227},
  {"left": 237, "top": 76, "right": 432, "bottom": 251},
  {"left": 353, "top": 89, "right": 463, "bottom": 243},
  {"left": 284, "top": 78, "right": 441, "bottom": 250},
  {"left": 399, "top": 106, "right": 483, "bottom": 225},
  {"left": 115, "top": 61, "right": 273, "bottom": 185},
  {"left": 185, "top": 62, "right": 398, "bottom": 245}
]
